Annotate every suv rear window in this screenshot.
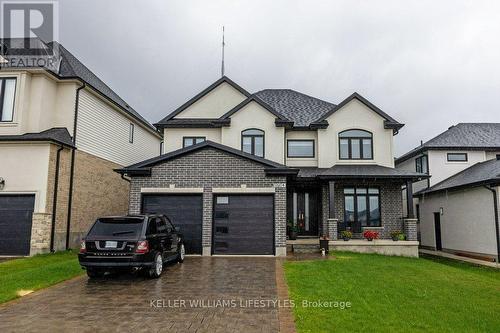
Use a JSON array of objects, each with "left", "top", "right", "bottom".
[{"left": 88, "top": 218, "right": 144, "bottom": 237}]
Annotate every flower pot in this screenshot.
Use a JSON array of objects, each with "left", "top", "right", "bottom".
[
  {"left": 319, "top": 239, "right": 329, "bottom": 253},
  {"left": 392, "top": 236, "right": 399, "bottom": 241},
  {"left": 343, "top": 237, "right": 350, "bottom": 241},
  {"left": 367, "top": 238, "right": 373, "bottom": 241},
  {"left": 289, "top": 231, "right": 297, "bottom": 240}
]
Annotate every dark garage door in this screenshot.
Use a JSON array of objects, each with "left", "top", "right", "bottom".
[
  {"left": 141, "top": 194, "right": 203, "bottom": 254},
  {"left": 0, "top": 195, "right": 35, "bottom": 256},
  {"left": 213, "top": 195, "right": 274, "bottom": 255}
]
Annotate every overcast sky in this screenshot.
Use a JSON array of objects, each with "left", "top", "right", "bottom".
[{"left": 58, "top": 0, "right": 500, "bottom": 156}]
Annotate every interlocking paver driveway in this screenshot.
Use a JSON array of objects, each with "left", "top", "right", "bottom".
[{"left": 0, "top": 257, "right": 281, "bottom": 333}]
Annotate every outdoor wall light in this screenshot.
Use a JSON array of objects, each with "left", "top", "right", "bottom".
[
  {"left": 0, "top": 177, "right": 5, "bottom": 190},
  {"left": 439, "top": 207, "right": 444, "bottom": 215}
]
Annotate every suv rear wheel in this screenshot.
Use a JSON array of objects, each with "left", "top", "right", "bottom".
[
  {"left": 177, "top": 243, "right": 185, "bottom": 263},
  {"left": 148, "top": 252, "right": 163, "bottom": 278}
]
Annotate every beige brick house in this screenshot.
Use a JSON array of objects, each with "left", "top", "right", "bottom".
[{"left": 0, "top": 38, "right": 161, "bottom": 255}]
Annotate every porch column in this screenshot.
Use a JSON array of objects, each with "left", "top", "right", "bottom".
[
  {"left": 406, "top": 180, "right": 414, "bottom": 218},
  {"left": 326, "top": 181, "right": 338, "bottom": 240}
]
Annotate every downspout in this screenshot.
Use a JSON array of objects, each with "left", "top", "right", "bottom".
[
  {"left": 484, "top": 185, "right": 500, "bottom": 264},
  {"left": 50, "top": 145, "right": 64, "bottom": 252},
  {"left": 120, "top": 174, "right": 130, "bottom": 183},
  {"left": 65, "top": 83, "right": 86, "bottom": 249}
]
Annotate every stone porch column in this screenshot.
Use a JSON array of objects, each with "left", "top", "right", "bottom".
[
  {"left": 324, "top": 181, "right": 338, "bottom": 240},
  {"left": 404, "top": 218, "right": 418, "bottom": 241}
]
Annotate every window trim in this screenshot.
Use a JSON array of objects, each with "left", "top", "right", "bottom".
[
  {"left": 447, "top": 152, "right": 468, "bottom": 162},
  {"left": 183, "top": 136, "right": 206, "bottom": 148},
  {"left": 343, "top": 186, "right": 381, "bottom": 227},
  {"left": 241, "top": 128, "right": 265, "bottom": 158},
  {"left": 286, "top": 139, "right": 315, "bottom": 158},
  {"left": 129, "top": 123, "right": 134, "bottom": 143},
  {"left": 338, "top": 129, "right": 373, "bottom": 160},
  {"left": 0, "top": 77, "right": 17, "bottom": 123},
  {"left": 415, "top": 155, "right": 428, "bottom": 174}
]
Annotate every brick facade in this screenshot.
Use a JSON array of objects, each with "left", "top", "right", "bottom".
[
  {"left": 321, "top": 181, "right": 405, "bottom": 239},
  {"left": 128, "top": 148, "right": 287, "bottom": 255}
]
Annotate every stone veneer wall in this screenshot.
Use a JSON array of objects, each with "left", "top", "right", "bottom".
[
  {"left": 321, "top": 181, "right": 404, "bottom": 239},
  {"left": 128, "top": 148, "right": 287, "bottom": 255}
]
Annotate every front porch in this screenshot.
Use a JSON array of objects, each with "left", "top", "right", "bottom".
[{"left": 286, "top": 164, "right": 428, "bottom": 252}]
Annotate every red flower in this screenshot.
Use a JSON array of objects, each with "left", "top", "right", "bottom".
[{"left": 363, "top": 230, "right": 379, "bottom": 240}]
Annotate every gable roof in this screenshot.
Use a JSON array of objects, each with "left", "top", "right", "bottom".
[
  {"left": 316, "top": 92, "right": 404, "bottom": 132},
  {"left": 220, "top": 94, "right": 292, "bottom": 124},
  {"left": 254, "top": 89, "right": 336, "bottom": 127},
  {"left": 396, "top": 123, "right": 500, "bottom": 164},
  {"left": 155, "top": 76, "right": 251, "bottom": 127},
  {"left": 115, "top": 140, "right": 298, "bottom": 176},
  {"left": 417, "top": 158, "right": 500, "bottom": 195},
  {"left": 0, "top": 38, "right": 158, "bottom": 133},
  {"left": 0, "top": 127, "right": 74, "bottom": 147}
]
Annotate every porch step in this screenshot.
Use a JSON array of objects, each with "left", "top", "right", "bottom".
[{"left": 292, "top": 244, "right": 320, "bottom": 254}]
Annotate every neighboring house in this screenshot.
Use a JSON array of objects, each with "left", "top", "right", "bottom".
[
  {"left": 416, "top": 157, "right": 500, "bottom": 262},
  {"left": 0, "top": 38, "right": 162, "bottom": 256},
  {"left": 396, "top": 123, "right": 500, "bottom": 261},
  {"left": 117, "top": 76, "right": 427, "bottom": 256}
]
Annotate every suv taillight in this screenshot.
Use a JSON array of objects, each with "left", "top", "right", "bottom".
[
  {"left": 79, "top": 240, "right": 86, "bottom": 253},
  {"left": 135, "top": 240, "right": 149, "bottom": 254}
]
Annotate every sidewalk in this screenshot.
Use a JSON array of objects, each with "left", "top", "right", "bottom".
[{"left": 419, "top": 249, "right": 499, "bottom": 268}]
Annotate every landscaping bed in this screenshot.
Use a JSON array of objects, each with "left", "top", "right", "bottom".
[
  {"left": 285, "top": 252, "right": 500, "bottom": 332},
  {"left": 0, "top": 251, "right": 83, "bottom": 304}
]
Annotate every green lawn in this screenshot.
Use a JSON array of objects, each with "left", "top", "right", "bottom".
[
  {"left": 285, "top": 252, "right": 500, "bottom": 333},
  {"left": 0, "top": 251, "right": 83, "bottom": 304}
]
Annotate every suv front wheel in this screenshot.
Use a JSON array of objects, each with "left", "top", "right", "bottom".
[
  {"left": 177, "top": 243, "right": 185, "bottom": 263},
  {"left": 148, "top": 252, "right": 163, "bottom": 278}
]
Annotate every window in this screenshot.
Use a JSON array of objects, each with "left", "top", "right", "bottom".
[
  {"left": 287, "top": 140, "right": 315, "bottom": 158},
  {"left": 129, "top": 123, "right": 134, "bottom": 143},
  {"left": 343, "top": 187, "right": 380, "bottom": 227},
  {"left": 0, "top": 78, "right": 16, "bottom": 122},
  {"left": 447, "top": 153, "right": 467, "bottom": 162},
  {"left": 339, "top": 129, "right": 373, "bottom": 160},
  {"left": 241, "top": 129, "right": 264, "bottom": 157},
  {"left": 183, "top": 136, "right": 205, "bottom": 147},
  {"left": 155, "top": 217, "right": 167, "bottom": 234},
  {"left": 415, "top": 155, "right": 428, "bottom": 173}
]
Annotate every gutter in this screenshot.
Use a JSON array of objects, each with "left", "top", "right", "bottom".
[
  {"left": 484, "top": 185, "right": 500, "bottom": 264},
  {"left": 65, "top": 82, "right": 85, "bottom": 250},
  {"left": 49, "top": 145, "right": 64, "bottom": 252}
]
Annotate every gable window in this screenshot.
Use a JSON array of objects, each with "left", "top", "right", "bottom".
[
  {"left": 241, "top": 129, "right": 264, "bottom": 157},
  {"left": 344, "top": 187, "right": 380, "bottom": 227},
  {"left": 287, "top": 140, "right": 314, "bottom": 158},
  {"left": 447, "top": 153, "right": 467, "bottom": 162},
  {"left": 339, "top": 129, "right": 373, "bottom": 160},
  {"left": 415, "top": 155, "right": 428, "bottom": 173},
  {"left": 183, "top": 136, "right": 205, "bottom": 147},
  {"left": 129, "top": 123, "right": 134, "bottom": 143},
  {"left": 0, "top": 78, "right": 16, "bottom": 122}
]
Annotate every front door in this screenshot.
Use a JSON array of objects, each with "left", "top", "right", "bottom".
[
  {"left": 433, "top": 212, "right": 442, "bottom": 251},
  {"left": 291, "top": 191, "right": 319, "bottom": 236}
]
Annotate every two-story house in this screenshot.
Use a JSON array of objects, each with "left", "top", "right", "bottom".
[
  {"left": 0, "top": 38, "right": 162, "bottom": 256},
  {"left": 396, "top": 123, "right": 500, "bottom": 261},
  {"left": 117, "top": 76, "right": 427, "bottom": 256}
]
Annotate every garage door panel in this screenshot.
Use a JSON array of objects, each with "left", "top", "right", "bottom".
[
  {"left": 213, "top": 195, "right": 274, "bottom": 255},
  {"left": 0, "top": 195, "right": 35, "bottom": 256},
  {"left": 141, "top": 195, "right": 202, "bottom": 254}
]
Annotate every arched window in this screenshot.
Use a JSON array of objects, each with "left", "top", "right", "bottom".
[
  {"left": 339, "top": 129, "right": 373, "bottom": 160},
  {"left": 241, "top": 129, "right": 264, "bottom": 157}
]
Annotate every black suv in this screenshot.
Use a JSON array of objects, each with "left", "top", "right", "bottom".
[{"left": 78, "top": 214, "right": 185, "bottom": 278}]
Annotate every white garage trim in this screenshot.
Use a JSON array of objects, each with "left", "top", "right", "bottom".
[
  {"left": 140, "top": 187, "right": 204, "bottom": 193},
  {"left": 212, "top": 187, "right": 276, "bottom": 193}
]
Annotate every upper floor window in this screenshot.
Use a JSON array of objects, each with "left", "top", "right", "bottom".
[
  {"left": 447, "top": 153, "right": 467, "bottom": 162},
  {"left": 287, "top": 140, "right": 314, "bottom": 158},
  {"left": 129, "top": 123, "right": 134, "bottom": 143},
  {"left": 415, "top": 155, "right": 428, "bottom": 173},
  {"left": 339, "top": 129, "right": 373, "bottom": 160},
  {"left": 241, "top": 129, "right": 264, "bottom": 157},
  {"left": 183, "top": 136, "right": 205, "bottom": 147},
  {"left": 0, "top": 78, "right": 16, "bottom": 122}
]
